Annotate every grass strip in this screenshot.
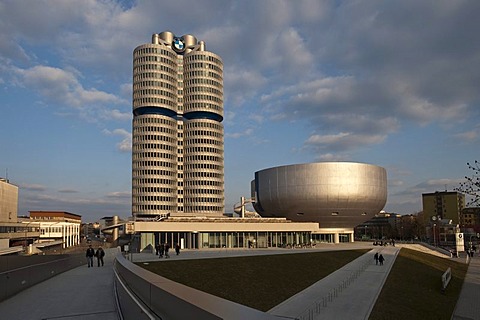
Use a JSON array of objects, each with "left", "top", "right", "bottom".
[
  {"left": 137, "top": 249, "right": 367, "bottom": 311},
  {"left": 369, "top": 248, "right": 468, "bottom": 320}
]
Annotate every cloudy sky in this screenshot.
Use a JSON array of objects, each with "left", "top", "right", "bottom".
[{"left": 1, "top": 0, "right": 479, "bottom": 222}]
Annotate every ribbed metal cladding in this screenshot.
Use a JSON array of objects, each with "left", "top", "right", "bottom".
[
  {"left": 252, "top": 162, "right": 387, "bottom": 228},
  {"left": 132, "top": 33, "right": 224, "bottom": 218}
]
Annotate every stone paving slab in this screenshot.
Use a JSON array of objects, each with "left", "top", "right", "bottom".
[{"left": 452, "top": 255, "right": 480, "bottom": 320}]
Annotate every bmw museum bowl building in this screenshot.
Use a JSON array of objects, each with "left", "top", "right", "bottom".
[{"left": 252, "top": 162, "right": 387, "bottom": 228}]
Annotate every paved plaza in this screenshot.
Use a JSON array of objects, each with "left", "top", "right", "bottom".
[{"left": 0, "top": 243, "right": 478, "bottom": 320}]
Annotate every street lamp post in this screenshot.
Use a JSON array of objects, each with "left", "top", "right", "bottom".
[
  {"left": 433, "top": 223, "right": 437, "bottom": 247},
  {"left": 23, "top": 220, "right": 38, "bottom": 254}
]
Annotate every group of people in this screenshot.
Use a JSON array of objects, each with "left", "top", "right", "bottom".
[
  {"left": 86, "top": 245, "right": 105, "bottom": 267},
  {"left": 374, "top": 252, "right": 385, "bottom": 265},
  {"left": 155, "top": 243, "right": 180, "bottom": 258}
]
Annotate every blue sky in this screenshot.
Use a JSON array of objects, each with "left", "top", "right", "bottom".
[{"left": 1, "top": 0, "right": 479, "bottom": 222}]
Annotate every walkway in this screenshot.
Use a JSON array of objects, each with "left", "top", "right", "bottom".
[
  {"left": 452, "top": 255, "right": 480, "bottom": 320},
  {"left": 268, "top": 246, "right": 400, "bottom": 320},
  {"left": 0, "top": 248, "right": 118, "bottom": 320}
]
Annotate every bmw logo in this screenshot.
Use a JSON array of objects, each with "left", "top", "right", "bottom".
[{"left": 173, "top": 38, "right": 185, "bottom": 52}]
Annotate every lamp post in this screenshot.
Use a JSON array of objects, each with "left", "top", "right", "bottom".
[
  {"left": 23, "top": 220, "right": 38, "bottom": 253},
  {"left": 431, "top": 215, "right": 438, "bottom": 247}
]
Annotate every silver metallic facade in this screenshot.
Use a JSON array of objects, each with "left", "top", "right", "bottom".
[
  {"left": 132, "top": 32, "right": 224, "bottom": 218},
  {"left": 252, "top": 162, "right": 387, "bottom": 228}
]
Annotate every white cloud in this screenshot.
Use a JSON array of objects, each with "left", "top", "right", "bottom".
[
  {"left": 226, "top": 128, "right": 254, "bottom": 139},
  {"left": 315, "top": 153, "right": 347, "bottom": 162},
  {"left": 17, "top": 65, "right": 121, "bottom": 105},
  {"left": 19, "top": 183, "right": 47, "bottom": 192},
  {"left": 454, "top": 129, "right": 479, "bottom": 142},
  {"left": 103, "top": 128, "right": 132, "bottom": 152},
  {"left": 106, "top": 191, "right": 130, "bottom": 199},
  {"left": 305, "top": 132, "right": 386, "bottom": 152},
  {"left": 15, "top": 65, "right": 127, "bottom": 122},
  {"left": 102, "top": 109, "right": 132, "bottom": 121},
  {"left": 58, "top": 189, "right": 79, "bottom": 194},
  {"left": 248, "top": 114, "right": 264, "bottom": 124},
  {"left": 224, "top": 67, "right": 267, "bottom": 108}
]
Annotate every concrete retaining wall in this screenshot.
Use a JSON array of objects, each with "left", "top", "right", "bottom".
[
  {"left": 113, "top": 250, "right": 281, "bottom": 320},
  {"left": 0, "top": 253, "right": 85, "bottom": 302}
]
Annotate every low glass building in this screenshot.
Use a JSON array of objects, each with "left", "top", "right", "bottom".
[{"left": 133, "top": 218, "right": 354, "bottom": 250}]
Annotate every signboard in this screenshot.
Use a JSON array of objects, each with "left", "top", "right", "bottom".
[
  {"left": 442, "top": 267, "right": 451, "bottom": 292},
  {"left": 456, "top": 232, "right": 465, "bottom": 253}
]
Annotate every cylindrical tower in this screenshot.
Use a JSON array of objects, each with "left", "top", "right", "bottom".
[
  {"left": 132, "top": 42, "right": 178, "bottom": 218},
  {"left": 132, "top": 33, "right": 224, "bottom": 219},
  {"left": 183, "top": 51, "right": 224, "bottom": 216}
]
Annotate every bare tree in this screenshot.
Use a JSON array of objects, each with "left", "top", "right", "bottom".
[{"left": 455, "top": 160, "right": 480, "bottom": 206}]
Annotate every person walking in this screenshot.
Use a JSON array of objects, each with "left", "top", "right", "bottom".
[
  {"left": 378, "top": 254, "right": 385, "bottom": 266},
  {"left": 164, "top": 243, "right": 170, "bottom": 258},
  {"left": 159, "top": 243, "right": 164, "bottom": 258},
  {"left": 175, "top": 243, "right": 180, "bottom": 255},
  {"left": 96, "top": 246, "right": 105, "bottom": 267},
  {"left": 86, "top": 245, "right": 95, "bottom": 268},
  {"left": 374, "top": 252, "right": 379, "bottom": 265}
]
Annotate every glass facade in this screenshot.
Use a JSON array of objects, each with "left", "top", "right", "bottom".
[{"left": 148, "top": 231, "right": 348, "bottom": 249}]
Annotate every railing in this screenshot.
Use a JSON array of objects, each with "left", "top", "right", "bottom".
[
  {"left": 113, "top": 249, "right": 281, "bottom": 320},
  {"left": 0, "top": 253, "right": 85, "bottom": 302},
  {"left": 296, "top": 251, "right": 375, "bottom": 320}
]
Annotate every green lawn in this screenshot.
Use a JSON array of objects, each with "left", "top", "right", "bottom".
[
  {"left": 136, "top": 248, "right": 468, "bottom": 317},
  {"left": 369, "top": 248, "right": 468, "bottom": 320},
  {"left": 137, "top": 249, "right": 367, "bottom": 311}
]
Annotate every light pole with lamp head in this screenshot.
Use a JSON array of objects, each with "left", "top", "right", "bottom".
[{"left": 431, "top": 215, "right": 438, "bottom": 247}]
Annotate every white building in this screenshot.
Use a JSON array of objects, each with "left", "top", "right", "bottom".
[{"left": 29, "top": 211, "right": 81, "bottom": 248}]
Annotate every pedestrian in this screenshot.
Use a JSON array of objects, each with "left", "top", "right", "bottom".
[
  {"left": 164, "top": 243, "right": 170, "bottom": 258},
  {"left": 175, "top": 243, "right": 180, "bottom": 255},
  {"left": 86, "top": 245, "right": 95, "bottom": 268},
  {"left": 96, "top": 246, "right": 105, "bottom": 267},
  {"left": 374, "top": 252, "right": 379, "bottom": 265},
  {"left": 155, "top": 243, "right": 159, "bottom": 256},
  {"left": 159, "top": 243, "right": 164, "bottom": 258},
  {"left": 379, "top": 254, "right": 385, "bottom": 266}
]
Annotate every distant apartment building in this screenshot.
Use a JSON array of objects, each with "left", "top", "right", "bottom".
[
  {"left": 460, "top": 207, "right": 480, "bottom": 231},
  {"left": 422, "top": 191, "right": 465, "bottom": 225},
  {"left": 0, "top": 178, "right": 18, "bottom": 222},
  {"left": 0, "top": 179, "right": 31, "bottom": 253},
  {"left": 132, "top": 31, "right": 224, "bottom": 219}
]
